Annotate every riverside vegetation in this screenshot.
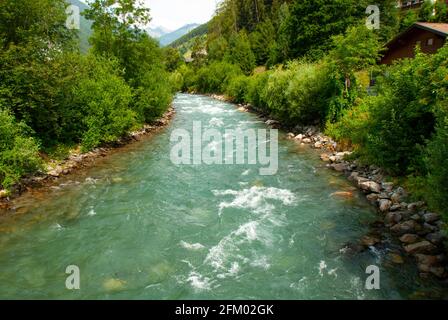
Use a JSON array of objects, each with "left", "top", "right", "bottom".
[
  {"left": 0, "top": 0, "right": 177, "bottom": 195},
  {"left": 0, "top": 0, "right": 448, "bottom": 285},
  {"left": 173, "top": 0, "right": 448, "bottom": 226}
]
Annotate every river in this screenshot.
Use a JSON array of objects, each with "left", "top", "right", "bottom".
[{"left": 0, "top": 94, "right": 441, "bottom": 299}]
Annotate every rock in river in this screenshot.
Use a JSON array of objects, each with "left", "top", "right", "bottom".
[
  {"left": 358, "top": 181, "right": 381, "bottom": 194},
  {"left": 404, "top": 241, "right": 437, "bottom": 255}
]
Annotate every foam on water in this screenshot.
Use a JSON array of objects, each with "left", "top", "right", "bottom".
[
  {"left": 187, "top": 271, "right": 213, "bottom": 291},
  {"left": 180, "top": 241, "right": 206, "bottom": 251},
  {"left": 212, "top": 186, "right": 297, "bottom": 216},
  {"left": 209, "top": 117, "right": 225, "bottom": 127}
]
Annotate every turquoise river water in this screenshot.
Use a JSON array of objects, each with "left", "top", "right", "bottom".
[{"left": 0, "top": 94, "right": 443, "bottom": 299}]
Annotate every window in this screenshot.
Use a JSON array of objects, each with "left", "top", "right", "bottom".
[{"left": 427, "top": 38, "right": 434, "bottom": 46}]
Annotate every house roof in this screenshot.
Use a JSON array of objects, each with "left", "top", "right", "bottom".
[
  {"left": 414, "top": 22, "right": 448, "bottom": 37},
  {"left": 385, "top": 22, "right": 448, "bottom": 49}
]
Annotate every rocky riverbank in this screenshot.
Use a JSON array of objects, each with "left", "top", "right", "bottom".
[
  {"left": 0, "top": 107, "right": 176, "bottom": 209},
  {"left": 214, "top": 94, "right": 448, "bottom": 283}
]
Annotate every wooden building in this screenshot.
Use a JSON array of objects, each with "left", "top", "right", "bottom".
[{"left": 380, "top": 22, "right": 448, "bottom": 64}]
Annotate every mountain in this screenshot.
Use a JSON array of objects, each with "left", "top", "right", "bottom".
[
  {"left": 170, "top": 23, "right": 208, "bottom": 49},
  {"left": 158, "top": 23, "right": 200, "bottom": 47},
  {"left": 147, "top": 26, "right": 172, "bottom": 39},
  {"left": 68, "top": 0, "right": 93, "bottom": 53}
]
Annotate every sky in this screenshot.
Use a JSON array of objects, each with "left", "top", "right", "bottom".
[
  {"left": 79, "top": 0, "right": 219, "bottom": 31},
  {"left": 145, "top": 0, "right": 218, "bottom": 31}
]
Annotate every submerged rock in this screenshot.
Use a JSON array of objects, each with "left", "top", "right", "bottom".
[
  {"left": 331, "top": 191, "right": 354, "bottom": 199},
  {"left": 361, "top": 235, "right": 381, "bottom": 247},
  {"left": 103, "top": 278, "right": 126, "bottom": 292}
]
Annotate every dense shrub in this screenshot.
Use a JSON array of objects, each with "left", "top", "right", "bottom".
[
  {"left": 0, "top": 108, "right": 42, "bottom": 189},
  {"left": 361, "top": 52, "right": 439, "bottom": 175},
  {"left": 72, "top": 56, "right": 136, "bottom": 151},
  {"left": 425, "top": 112, "right": 448, "bottom": 217},
  {"left": 286, "top": 62, "right": 336, "bottom": 125},
  {"left": 261, "top": 65, "right": 295, "bottom": 123},
  {"left": 225, "top": 75, "right": 250, "bottom": 103},
  {"left": 134, "top": 67, "right": 174, "bottom": 123},
  {"left": 195, "top": 62, "right": 243, "bottom": 93},
  {"left": 245, "top": 72, "right": 270, "bottom": 111}
]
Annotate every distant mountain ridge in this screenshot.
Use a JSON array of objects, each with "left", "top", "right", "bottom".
[
  {"left": 157, "top": 23, "right": 200, "bottom": 47},
  {"left": 147, "top": 26, "right": 172, "bottom": 39}
]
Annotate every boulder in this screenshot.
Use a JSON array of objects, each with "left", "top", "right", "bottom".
[
  {"left": 320, "top": 153, "right": 331, "bottom": 162},
  {"left": 408, "top": 201, "right": 425, "bottom": 212},
  {"left": 265, "top": 120, "right": 279, "bottom": 126},
  {"left": 0, "top": 190, "right": 7, "bottom": 199},
  {"left": 399, "top": 234, "right": 419, "bottom": 244},
  {"left": 287, "top": 133, "right": 295, "bottom": 139},
  {"left": 423, "top": 223, "right": 438, "bottom": 234},
  {"left": 361, "top": 235, "right": 381, "bottom": 247},
  {"left": 404, "top": 241, "right": 437, "bottom": 255},
  {"left": 348, "top": 171, "right": 359, "bottom": 182},
  {"left": 382, "top": 182, "right": 394, "bottom": 193},
  {"left": 295, "top": 134, "right": 304, "bottom": 141},
  {"left": 314, "top": 141, "right": 323, "bottom": 149},
  {"left": 389, "top": 204, "right": 402, "bottom": 212},
  {"left": 366, "top": 193, "right": 379, "bottom": 203},
  {"left": 331, "top": 191, "right": 354, "bottom": 199},
  {"left": 379, "top": 199, "right": 392, "bottom": 212},
  {"left": 302, "top": 138, "right": 312, "bottom": 144},
  {"left": 423, "top": 212, "right": 440, "bottom": 224},
  {"left": 385, "top": 212, "right": 402, "bottom": 225},
  {"left": 359, "top": 181, "right": 382, "bottom": 193},
  {"left": 391, "top": 220, "right": 421, "bottom": 235},
  {"left": 332, "top": 163, "right": 349, "bottom": 172},
  {"left": 426, "top": 232, "right": 445, "bottom": 245}
]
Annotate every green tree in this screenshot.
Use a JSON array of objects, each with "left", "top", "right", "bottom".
[
  {"left": 227, "top": 31, "right": 256, "bottom": 74},
  {"left": 284, "top": 0, "right": 369, "bottom": 59}
]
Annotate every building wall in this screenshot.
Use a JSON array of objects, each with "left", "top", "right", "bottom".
[{"left": 381, "top": 28, "right": 446, "bottom": 64}]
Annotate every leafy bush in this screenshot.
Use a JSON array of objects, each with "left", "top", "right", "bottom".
[
  {"left": 134, "top": 67, "right": 173, "bottom": 123},
  {"left": 195, "top": 62, "right": 243, "bottom": 93},
  {"left": 286, "top": 62, "right": 336, "bottom": 125},
  {"left": 424, "top": 113, "right": 448, "bottom": 217},
  {"left": 0, "top": 109, "right": 42, "bottom": 189},
  {"left": 261, "top": 65, "right": 295, "bottom": 123},
  {"left": 245, "top": 72, "right": 270, "bottom": 111},
  {"left": 225, "top": 75, "right": 250, "bottom": 103},
  {"left": 72, "top": 56, "right": 136, "bottom": 151}
]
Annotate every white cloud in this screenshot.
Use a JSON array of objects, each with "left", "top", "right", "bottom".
[{"left": 145, "top": 0, "right": 218, "bottom": 30}]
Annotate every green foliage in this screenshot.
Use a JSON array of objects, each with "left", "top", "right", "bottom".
[
  {"left": 286, "top": 62, "right": 337, "bottom": 125},
  {"left": 328, "top": 25, "right": 382, "bottom": 77},
  {"left": 134, "top": 67, "right": 173, "bottom": 123},
  {"left": 0, "top": 108, "right": 42, "bottom": 189},
  {"left": 0, "top": 0, "right": 75, "bottom": 49},
  {"left": 164, "top": 47, "right": 184, "bottom": 72},
  {"left": 245, "top": 72, "right": 270, "bottom": 110},
  {"left": 225, "top": 75, "right": 250, "bottom": 103},
  {"left": 284, "top": 0, "right": 368, "bottom": 60},
  {"left": 249, "top": 19, "right": 276, "bottom": 66},
  {"left": 72, "top": 56, "right": 136, "bottom": 151},
  {"left": 226, "top": 31, "right": 256, "bottom": 75},
  {"left": 195, "top": 62, "right": 243, "bottom": 93}
]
